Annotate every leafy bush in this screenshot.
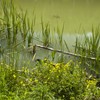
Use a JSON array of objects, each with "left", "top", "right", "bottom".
[{"left": 0, "top": 59, "right": 100, "bottom": 100}]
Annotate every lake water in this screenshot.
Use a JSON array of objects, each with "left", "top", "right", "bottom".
[
  {"left": 14, "top": 0, "right": 100, "bottom": 33},
  {"left": 14, "top": 0, "right": 100, "bottom": 51}
]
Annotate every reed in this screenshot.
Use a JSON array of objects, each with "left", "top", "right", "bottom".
[
  {"left": 74, "top": 27, "right": 100, "bottom": 75},
  {"left": 41, "top": 18, "right": 51, "bottom": 47},
  {"left": 56, "top": 24, "right": 64, "bottom": 50},
  {"left": 56, "top": 24, "right": 65, "bottom": 62},
  {"left": 2, "top": 0, "right": 11, "bottom": 45},
  {"left": 0, "top": 0, "right": 36, "bottom": 65}
]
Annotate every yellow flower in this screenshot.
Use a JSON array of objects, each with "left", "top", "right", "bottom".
[
  {"left": 20, "top": 81, "right": 23, "bottom": 84},
  {"left": 23, "top": 84, "right": 25, "bottom": 87},
  {"left": 10, "top": 69, "right": 12, "bottom": 72},
  {"left": 13, "top": 74, "right": 16, "bottom": 78},
  {"left": 64, "top": 63, "right": 70, "bottom": 70},
  {"left": 30, "top": 78, "right": 32, "bottom": 82},
  {"left": 58, "top": 69, "right": 61, "bottom": 72},
  {"left": 34, "top": 79, "right": 38, "bottom": 83},
  {"left": 44, "top": 81, "right": 47, "bottom": 84},
  {"left": 5, "top": 64, "right": 9, "bottom": 68},
  {"left": 25, "top": 69, "right": 29, "bottom": 73},
  {"left": 86, "top": 79, "right": 97, "bottom": 88},
  {"left": 1, "top": 63, "right": 3, "bottom": 65},
  {"left": 55, "top": 63, "right": 60, "bottom": 69},
  {"left": 20, "top": 81, "right": 26, "bottom": 86}
]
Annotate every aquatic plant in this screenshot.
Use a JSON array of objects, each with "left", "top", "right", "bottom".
[
  {"left": 56, "top": 24, "right": 65, "bottom": 62},
  {"left": 0, "top": 0, "right": 36, "bottom": 65},
  {"left": 41, "top": 18, "right": 51, "bottom": 47},
  {"left": 74, "top": 27, "right": 100, "bottom": 76}
]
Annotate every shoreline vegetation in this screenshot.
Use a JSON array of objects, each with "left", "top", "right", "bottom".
[{"left": 0, "top": 0, "right": 100, "bottom": 99}]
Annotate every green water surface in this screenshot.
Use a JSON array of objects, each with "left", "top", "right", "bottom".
[{"left": 14, "top": 0, "right": 100, "bottom": 33}]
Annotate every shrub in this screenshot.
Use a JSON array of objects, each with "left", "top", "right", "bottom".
[{"left": 0, "top": 59, "right": 100, "bottom": 100}]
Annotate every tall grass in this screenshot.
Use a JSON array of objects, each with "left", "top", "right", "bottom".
[
  {"left": 41, "top": 18, "right": 51, "bottom": 47},
  {"left": 1, "top": 0, "right": 36, "bottom": 47},
  {"left": 57, "top": 24, "right": 64, "bottom": 50},
  {"left": 0, "top": 0, "right": 36, "bottom": 66},
  {"left": 56, "top": 24, "right": 65, "bottom": 62},
  {"left": 75, "top": 27, "right": 100, "bottom": 75}
]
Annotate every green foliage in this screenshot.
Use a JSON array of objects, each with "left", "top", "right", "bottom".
[{"left": 0, "top": 60, "right": 100, "bottom": 100}]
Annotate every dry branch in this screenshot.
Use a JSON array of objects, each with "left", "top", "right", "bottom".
[{"left": 31, "top": 44, "right": 99, "bottom": 61}]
